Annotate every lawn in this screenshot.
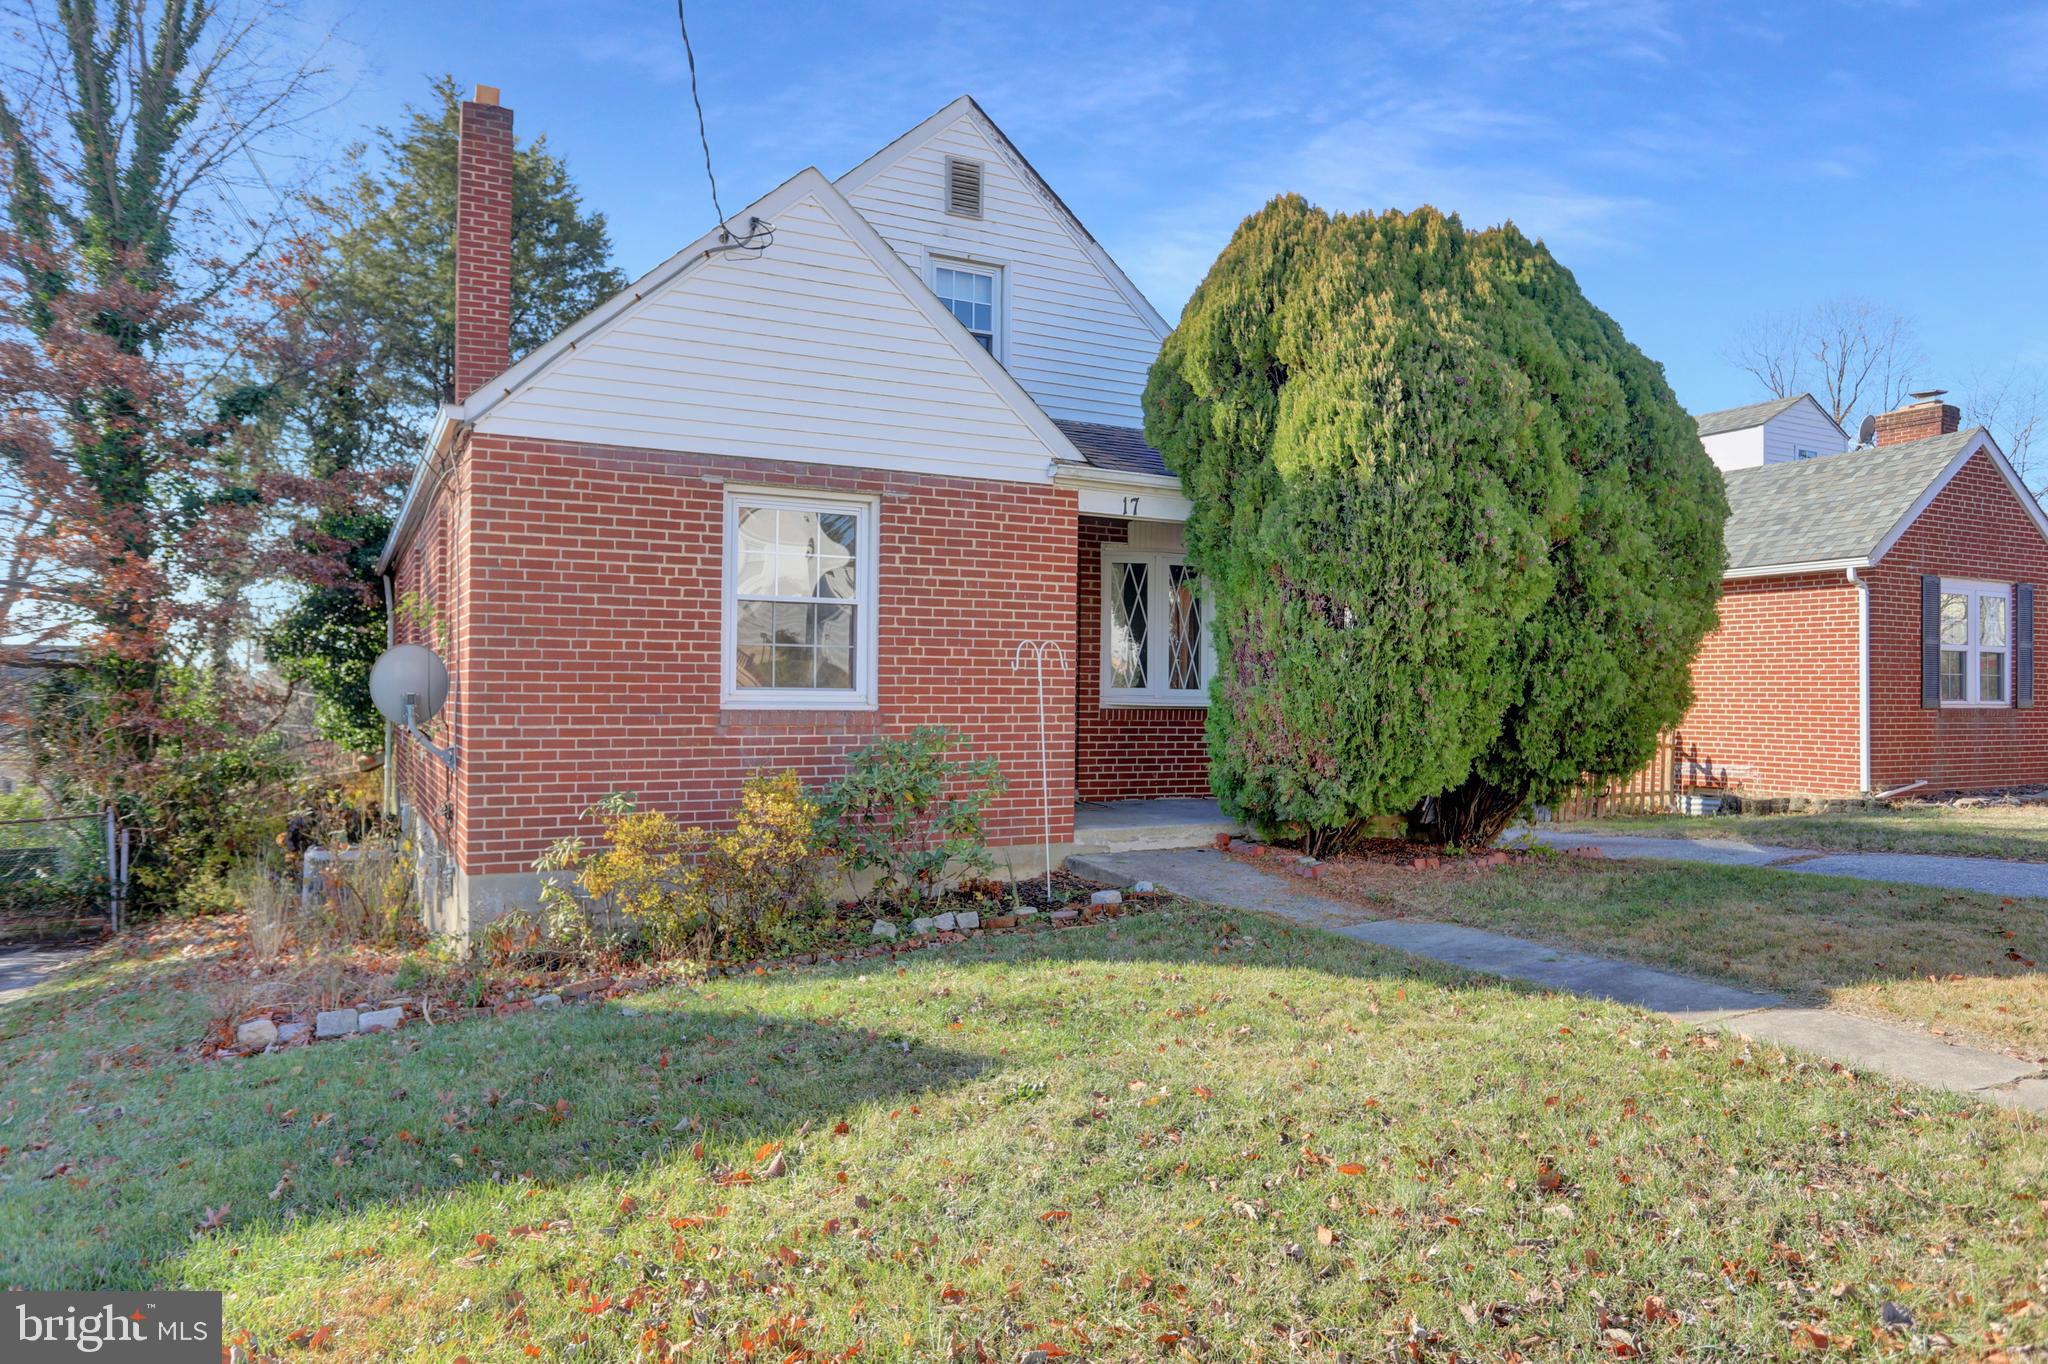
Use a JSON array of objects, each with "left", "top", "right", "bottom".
[
  {"left": 1293, "top": 852, "right": 2048, "bottom": 1058},
  {"left": 4, "top": 906, "right": 2047, "bottom": 1360},
  {"left": 1558, "top": 801, "right": 2048, "bottom": 861}
]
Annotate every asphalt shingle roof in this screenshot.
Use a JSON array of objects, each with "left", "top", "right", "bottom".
[
  {"left": 1694, "top": 394, "right": 1811, "bottom": 437},
  {"left": 1053, "top": 420, "right": 1170, "bottom": 477},
  {"left": 1721, "top": 428, "right": 1984, "bottom": 572}
]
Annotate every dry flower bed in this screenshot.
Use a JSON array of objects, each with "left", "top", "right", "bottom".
[{"left": 210, "top": 878, "right": 1164, "bottom": 1061}]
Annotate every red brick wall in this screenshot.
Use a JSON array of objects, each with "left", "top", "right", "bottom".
[
  {"left": 396, "top": 434, "right": 1079, "bottom": 876},
  {"left": 391, "top": 446, "right": 473, "bottom": 864},
  {"left": 1868, "top": 450, "right": 2048, "bottom": 791},
  {"left": 1678, "top": 572, "right": 1863, "bottom": 795},
  {"left": 454, "top": 97, "right": 513, "bottom": 403},
  {"left": 1074, "top": 515, "right": 1211, "bottom": 801}
]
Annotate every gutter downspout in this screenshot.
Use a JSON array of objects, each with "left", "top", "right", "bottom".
[
  {"left": 1848, "top": 567, "right": 1871, "bottom": 795},
  {"left": 381, "top": 572, "right": 397, "bottom": 818}
]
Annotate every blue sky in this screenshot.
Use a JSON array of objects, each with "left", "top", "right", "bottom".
[{"left": 310, "top": 0, "right": 2048, "bottom": 418}]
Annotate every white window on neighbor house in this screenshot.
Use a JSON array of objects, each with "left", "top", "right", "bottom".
[
  {"left": 932, "top": 261, "right": 999, "bottom": 355},
  {"left": 1795, "top": 447, "right": 1823, "bottom": 460},
  {"left": 1938, "top": 578, "right": 2012, "bottom": 706},
  {"left": 1101, "top": 549, "right": 1212, "bottom": 706},
  {"left": 723, "top": 489, "right": 878, "bottom": 709}
]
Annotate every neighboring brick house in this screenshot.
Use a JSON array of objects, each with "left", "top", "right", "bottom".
[
  {"left": 378, "top": 91, "right": 1208, "bottom": 931},
  {"left": 1678, "top": 393, "right": 2048, "bottom": 799}
]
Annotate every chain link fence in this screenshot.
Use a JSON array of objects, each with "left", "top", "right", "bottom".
[{"left": 0, "top": 809, "right": 121, "bottom": 943}]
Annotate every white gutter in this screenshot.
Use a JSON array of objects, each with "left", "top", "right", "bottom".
[
  {"left": 375, "top": 407, "right": 461, "bottom": 575},
  {"left": 1724, "top": 555, "right": 1871, "bottom": 581},
  {"left": 380, "top": 571, "right": 397, "bottom": 815},
  {"left": 1848, "top": 566, "right": 1871, "bottom": 794}
]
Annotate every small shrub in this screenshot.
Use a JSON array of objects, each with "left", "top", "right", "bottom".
[
  {"left": 534, "top": 774, "right": 830, "bottom": 965},
  {"left": 699, "top": 771, "right": 831, "bottom": 959},
  {"left": 478, "top": 908, "right": 545, "bottom": 968},
  {"left": 814, "top": 726, "right": 1007, "bottom": 908}
]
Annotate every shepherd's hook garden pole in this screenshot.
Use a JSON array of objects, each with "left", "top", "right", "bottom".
[{"left": 1011, "top": 640, "right": 1069, "bottom": 900}]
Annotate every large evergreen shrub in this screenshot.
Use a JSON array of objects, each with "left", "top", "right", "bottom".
[{"left": 1145, "top": 200, "right": 1725, "bottom": 848}]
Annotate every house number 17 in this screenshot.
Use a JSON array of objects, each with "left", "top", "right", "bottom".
[{"left": 1122, "top": 497, "right": 1141, "bottom": 516}]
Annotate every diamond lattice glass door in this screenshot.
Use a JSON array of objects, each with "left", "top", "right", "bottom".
[
  {"left": 1166, "top": 564, "right": 1203, "bottom": 691},
  {"left": 1108, "top": 560, "right": 1149, "bottom": 689}
]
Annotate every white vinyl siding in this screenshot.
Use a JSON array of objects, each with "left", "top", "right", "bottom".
[
  {"left": 843, "top": 114, "right": 1165, "bottom": 428},
  {"left": 475, "top": 193, "right": 1059, "bottom": 482},
  {"left": 1762, "top": 401, "right": 1851, "bottom": 463}
]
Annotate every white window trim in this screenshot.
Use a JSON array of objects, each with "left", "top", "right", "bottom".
[
  {"left": 928, "top": 254, "right": 1005, "bottom": 363},
  {"left": 1099, "top": 546, "right": 1212, "bottom": 708},
  {"left": 720, "top": 487, "right": 880, "bottom": 711},
  {"left": 1938, "top": 577, "right": 2012, "bottom": 709}
]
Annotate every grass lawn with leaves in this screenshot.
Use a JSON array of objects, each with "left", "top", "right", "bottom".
[
  {"left": 1292, "top": 853, "right": 2048, "bottom": 1059},
  {"left": 4, "top": 904, "right": 2047, "bottom": 1361},
  {"left": 1559, "top": 802, "right": 2048, "bottom": 861}
]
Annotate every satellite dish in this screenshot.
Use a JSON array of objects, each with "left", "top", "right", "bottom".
[
  {"left": 369, "top": 644, "right": 450, "bottom": 727},
  {"left": 1856, "top": 415, "right": 1877, "bottom": 448}
]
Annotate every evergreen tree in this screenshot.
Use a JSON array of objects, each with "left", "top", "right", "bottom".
[
  {"left": 1145, "top": 199, "right": 1725, "bottom": 849},
  {"left": 267, "top": 77, "right": 627, "bottom": 753}
]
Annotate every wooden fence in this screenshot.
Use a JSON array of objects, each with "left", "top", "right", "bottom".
[{"left": 1551, "top": 731, "right": 1683, "bottom": 821}]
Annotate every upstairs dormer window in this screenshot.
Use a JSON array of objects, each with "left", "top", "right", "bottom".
[
  {"left": 933, "top": 261, "right": 999, "bottom": 355},
  {"left": 944, "top": 156, "right": 983, "bottom": 218}
]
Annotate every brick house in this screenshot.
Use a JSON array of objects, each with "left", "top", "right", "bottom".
[
  {"left": 1678, "top": 393, "right": 2047, "bottom": 799},
  {"left": 378, "top": 91, "right": 1218, "bottom": 932}
]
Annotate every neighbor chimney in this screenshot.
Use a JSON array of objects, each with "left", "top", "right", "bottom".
[
  {"left": 453, "top": 84, "right": 513, "bottom": 403},
  {"left": 1873, "top": 390, "right": 1961, "bottom": 447}
]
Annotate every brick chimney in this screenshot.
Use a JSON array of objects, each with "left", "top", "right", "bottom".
[
  {"left": 453, "top": 85, "right": 513, "bottom": 403},
  {"left": 1873, "top": 391, "right": 1961, "bottom": 447}
]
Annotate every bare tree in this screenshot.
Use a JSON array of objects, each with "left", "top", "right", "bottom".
[
  {"left": 1726, "top": 297, "right": 1925, "bottom": 431},
  {"left": 1965, "top": 368, "right": 2046, "bottom": 493},
  {"left": 1726, "top": 309, "right": 1805, "bottom": 401}
]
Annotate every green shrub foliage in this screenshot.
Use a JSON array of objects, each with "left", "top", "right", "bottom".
[
  {"left": 815, "top": 726, "right": 1007, "bottom": 907},
  {"left": 1145, "top": 200, "right": 1725, "bottom": 847}
]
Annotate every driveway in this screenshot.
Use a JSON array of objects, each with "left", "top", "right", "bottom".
[
  {"left": 1526, "top": 828, "right": 2048, "bottom": 899},
  {"left": 0, "top": 944, "right": 84, "bottom": 1006}
]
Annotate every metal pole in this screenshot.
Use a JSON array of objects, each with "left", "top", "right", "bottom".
[
  {"left": 103, "top": 808, "right": 117, "bottom": 933},
  {"left": 1011, "top": 641, "right": 1068, "bottom": 900},
  {"left": 117, "top": 827, "right": 130, "bottom": 934}
]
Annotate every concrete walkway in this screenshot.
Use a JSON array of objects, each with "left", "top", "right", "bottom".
[
  {"left": 1068, "top": 848, "right": 2048, "bottom": 1115},
  {"left": 1525, "top": 828, "right": 2048, "bottom": 899},
  {"left": 0, "top": 945, "right": 83, "bottom": 1007}
]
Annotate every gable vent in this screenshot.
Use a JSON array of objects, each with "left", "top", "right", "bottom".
[{"left": 944, "top": 156, "right": 983, "bottom": 218}]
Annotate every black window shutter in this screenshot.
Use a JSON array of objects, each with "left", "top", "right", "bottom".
[
  {"left": 1921, "top": 575, "right": 1941, "bottom": 709},
  {"left": 2018, "top": 584, "right": 2035, "bottom": 709}
]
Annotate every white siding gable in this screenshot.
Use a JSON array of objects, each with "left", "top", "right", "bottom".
[
  {"left": 839, "top": 101, "right": 1169, "bottom": 428},
  {"left": 1699, "top": 395, "right": 1849, "bottom": 472},
  {"left": 474, "top": 176, "right": 1069, "bottom": 483},
  {"left": 1700, "top": 426, "right": 1765, "bottom": 473},
  {"left": 1761, "top": 401, "right": 1850, "bottom": 463}
]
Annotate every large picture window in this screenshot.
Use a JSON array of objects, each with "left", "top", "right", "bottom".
[
  {"left": 1938, "top": 578, "right": 2011, "bottom": 706},
  {"left": 723, "top": 490, "right": 878, "bottom": 709},
  {"left": 1101, "top": 549, "right": 1211, "bottom": 706}
]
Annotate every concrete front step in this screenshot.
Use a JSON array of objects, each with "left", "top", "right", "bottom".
[{"left": 1070, "top": 799, "right": 1242, "bottom": 854}]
